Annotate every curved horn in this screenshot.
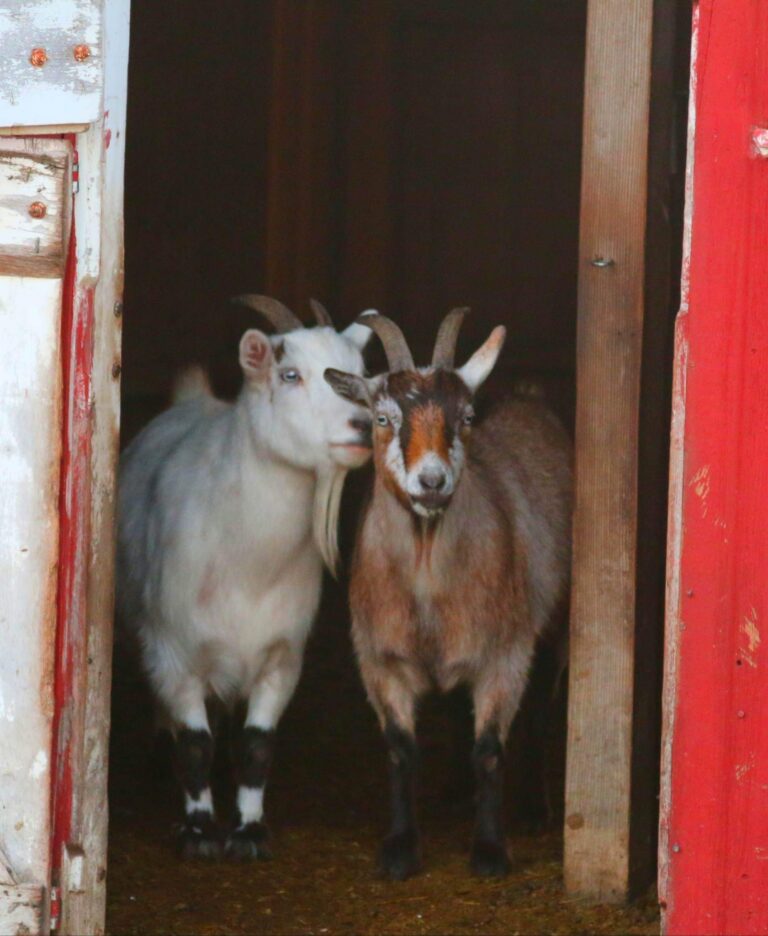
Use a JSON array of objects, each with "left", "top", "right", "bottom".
[
  {"left": 310, "top": 298, "right": 334, "bottom": 328},
  {"left": 432, "top": 306, "right": 469, "bottom": 368},
  {"left": 231, "top": 294, "right": 303, "bottom": 333},
  {"left": 356, "top": 311, "right": 414, "bottom": 372}
]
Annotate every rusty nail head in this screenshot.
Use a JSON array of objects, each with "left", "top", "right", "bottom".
[
  {"left": 113, "top": 300, "right": 123, "bottom": 318},
  {"left": 752, "top": 127, "right": 768, "bottom": 158},
  {"left": 73, "top": 44, "right": 91, "bottom": 62},
  {"left": 30, "top": 48, "right": 48, "bottom": 67},
  {"left": 112, "top": 362, "right": 122, "bottom": 379},
  {"left": 28, "top": 201, "right": 47, "bottom": 219}
]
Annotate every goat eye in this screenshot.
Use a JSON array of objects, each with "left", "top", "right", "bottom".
[
  {"left": 280, "top": 369, "right": 301, "bottom": 384},
  {"left": 463, "top": 410, "right": 475, "bottom": 426},
  {"left": 376, "top": 413, "right": 389, "bottom": 427}
]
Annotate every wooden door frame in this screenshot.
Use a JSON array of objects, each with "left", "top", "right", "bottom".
[
  {"left": 659, "top": 2, "right": 768, "bottom": 932},
  {"left": 0, "top": 1, "right": 130, "bottom": 933},
  {"left": 52, "top": 1, "right": 130, "bottom": 932}
]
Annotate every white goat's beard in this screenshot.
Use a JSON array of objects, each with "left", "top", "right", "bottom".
[{"left": 313, "top": 465, "right": 348, "bottom": 577}]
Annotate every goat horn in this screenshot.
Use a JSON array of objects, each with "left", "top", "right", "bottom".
[
  {"left": 310, "top": 298, "right": 334, "bottom": 328},
  {"left": 231, "top": 294, "right": 303, "bottom": 333},
  {"left": 355, "top": 311, "right": 414, "bottom": 372},
  {"left": 432, "top": 307, "right": 470, "bottom": 368}
]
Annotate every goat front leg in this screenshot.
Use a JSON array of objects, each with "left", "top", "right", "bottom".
[
  {"left": 363, "top": 660, "right": 423, "bottom": 880},
  {"left": 226, "top": 645, "right": 303, "bottom": 861},
  {"left": 470, "top": 647, "right": 532, "bottom": 877},
  {"left": 168, "top": 679, "right": 221, "bottom": 860}
]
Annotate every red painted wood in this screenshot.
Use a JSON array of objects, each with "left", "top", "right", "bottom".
[
  {"left": 51, "top": 141, "right": 95, "bottom": 879},
  {"left": 662, "top": 2, "right": 768, "bottom": 932}
]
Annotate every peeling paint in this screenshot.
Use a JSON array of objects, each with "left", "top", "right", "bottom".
[
  {"left": 0, "top": 688, "right": 15, "bottom": 723},
  {"left": 28, "top": 749, "right": 47, "bottom": 780},
  {"left": 688, "top": 464, "right": 711, "bottom": 517},
  {"left": 739, "top": 607, "right": 761, "bottom": 668},
  {"left": 736, "top": 754, "right": 756, "bottom": 782},
  {"left": 0, "top": 0, "right": 102, "bottom": 128}
]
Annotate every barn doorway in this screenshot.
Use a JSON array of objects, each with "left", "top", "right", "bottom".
[{"left": 109, "top": 2, "right": 690, "bottom": 931}]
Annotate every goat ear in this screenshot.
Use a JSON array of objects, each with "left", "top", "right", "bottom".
[
  {"left": 456, "top": 325, "right": 506, "bottom": 392},
  {"left": 324, "top": 368, "right": 373, "bottom": 408},
  {"left": 342, "top": 311, "right": 377, "bottom": 351},
  {"left": 239, "top": 329, "right": 273, "bottom": 383}
]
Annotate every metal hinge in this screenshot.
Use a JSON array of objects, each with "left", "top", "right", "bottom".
[{"left": 49, "top": 885, "right": 61, "bottom": 931}]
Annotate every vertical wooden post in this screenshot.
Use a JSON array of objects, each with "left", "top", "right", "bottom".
[
  {"left": 55, "top": 2, "right": 131, "bottom": 932},
  {"left": 0, "top": 138, "right": 72, "bottom": 934},
  {"left": 564, "top": 0, "right": 656, "bottom": 901}
]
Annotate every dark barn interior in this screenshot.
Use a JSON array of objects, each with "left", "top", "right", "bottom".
[{"left": 109, "top": 2, "right": 690, "bottom": 932}]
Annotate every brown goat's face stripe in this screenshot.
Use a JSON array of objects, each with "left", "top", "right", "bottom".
[
  {"left": 372, "top": 369, "right": 474, "bottom": 517},
  {"left": 404, "top": 402, "right": 450, "bottom": 470}
]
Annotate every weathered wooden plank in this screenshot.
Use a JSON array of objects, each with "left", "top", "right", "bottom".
[
  {"left": 660, "top": 2, "right": 768, "bottom": 933},
  {"left": 337, "top": 0, "right": 396, "bottom": 314},
  {"left": 0, "top": 123, "right": 88, "bottom": 137},
  {"left": 0, "top": 884, "right": 47, "bottom": 935},
  {"left": 0, "top": 143, "right": 71, "bottom": 891},
  {"left": 0, "top": 139, "right": 71, "bottom": 277},
  {"left": 264, "top": 0, "right": 344, "bottom": 309},
  {"left": 564, "top": 0, "right": 655, "bottom": 901},
  {"left": 55, "top": 4, "right": 130, "bottom": 934},
  {"left": 0, "top": 0, "right": 103, "bottom": 129}
]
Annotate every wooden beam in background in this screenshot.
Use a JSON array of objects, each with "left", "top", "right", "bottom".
[
  {"left": 564, "top": 0, "right": 656, "bottom": 901},
  {"left": 264, "top": 0, "right": 343, "bottom": 312}
]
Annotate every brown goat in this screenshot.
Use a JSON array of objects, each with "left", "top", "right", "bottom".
[{"left": 324, "top": 310, "right": 572, "bottom": 879}]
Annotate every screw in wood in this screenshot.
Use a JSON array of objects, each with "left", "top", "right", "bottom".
[
  {"left": 590, "top": 256, "right": 615, "bottom": 268},
  {"left": 672, "top": 843, "right": 681, "bottom": 853},
  {"left": 73, "top": 44, "right": 91, "bottom": 62},
  {"left": 28, "top": 201, "right": 47, "bottom": 219},
  {"left": 113, "top": 300, "right": 123, "bottom": 318},
  {"left": 29, "top": 48, "right": 48, "bottom": 67}
]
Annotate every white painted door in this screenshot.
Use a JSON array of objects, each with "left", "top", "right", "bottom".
[{"left": 0, "top": 2, "right": 130, "bottom": 934}]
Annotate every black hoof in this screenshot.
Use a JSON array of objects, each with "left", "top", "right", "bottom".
[
  {"left": 378, "top": 831, "right": 421, "bottom": 880},
  {"left": 177, "top": 817, "right": 222, "bottom": 861},
  {"left": 225, "top": 821, "right": 273, "bottom": 862},
  {"left": 470, "top": 839, "right": 510, "bottom": 877}
]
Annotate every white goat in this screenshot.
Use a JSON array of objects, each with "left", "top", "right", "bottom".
[{"left": 117, "top": 296, "right": 372, "bottom": 860}]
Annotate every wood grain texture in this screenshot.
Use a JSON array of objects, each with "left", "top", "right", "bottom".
[
  {"left": 0, "top": 845, "right": 47, "bottom": 933},
  {"left": 0, "top": 259, "right": 65, "bottom": 891},
  {"left": 564, "top": 0, "right": 655, "bottom": 901},
  {"left": 0, "top": 140, "right": 71, "bottom": 277},
  {"left": 660, "top": 2, "right": 768, "bottom": 932},
  {"left": 55, "top": 5, "right": 130, "bottom": 933},
  {"left": 0, "top": 141, "right": 70, "bottom": 913},
  {"left": 264, "top": 0, "right": 344, "bottom": 311},
  {"left": 337, "top": 0, "right": 397, "bottom": 315},
  {"left": 0, "top": 0, "right": 102, "bottom": 129},
  {"left": 0, "top": 884, "right": 47, "bottom": 935}
]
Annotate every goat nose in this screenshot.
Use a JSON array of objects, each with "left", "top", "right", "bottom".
[
  {"left": 419, "top": 468, "right": 446, "bottom": 491},
  {"left": 349, "top": 415, "right": 371, "bottom": 434},
  {"left": 349, "top": 414, "right": 372, "bottom": 445}
]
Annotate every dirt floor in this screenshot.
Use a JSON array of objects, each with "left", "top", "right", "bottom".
[{"left": 107, "top": 568, "right": 660, "bottom": 936}]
